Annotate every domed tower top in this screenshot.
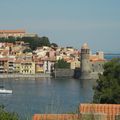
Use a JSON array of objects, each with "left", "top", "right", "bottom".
[
  {"left": 81, "top": 43, "right": 90, "bottom": 59},
  {"left": 81, "top": 43, "right": 89, "bottom": 49}
]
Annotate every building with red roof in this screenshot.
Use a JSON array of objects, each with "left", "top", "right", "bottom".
[{"left": 0, "top": 29, "right": 25, "bottom": 38}]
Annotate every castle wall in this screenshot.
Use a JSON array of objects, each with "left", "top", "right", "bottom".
[{"left": 80, "top": 43, "right": 106, "bottom": 80}]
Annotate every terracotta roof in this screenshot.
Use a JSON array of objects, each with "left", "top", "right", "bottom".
[
  {"left": 0, "top": 58, "right": 8, "bottom": 61},
  {"left": 33, "top": 114, "right": 79, "bottom": 120},
  {"left": 33, "top": 104, "right": 120, "bottom": 120},
  {"left": 91, "top": 59, "right": 106, "bottom": 62},
  {"left": 41, "top": 57, "right": 56, "bottom": 61},
  {"left": 8, "top": 58, "right": 15, "bottom": 62},
  {"left": 80, "top": 104, "right": 120, "bottom": 120},
  {"left": 89, "top": 56, "right": 106, "bottom": 62},
  {"left": 21, "top": 60, "right": 33, "bottom": 63},
  {"left": 35, "top": 61, "right": 44, "bottom": 64},
  {"left": 0, "top": 29, "right": 25, "bottom": 33}
]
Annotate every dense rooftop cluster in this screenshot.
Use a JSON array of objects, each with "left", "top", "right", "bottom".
[{"left": 0, "top": 30, "right": 106, "bottom": 75}]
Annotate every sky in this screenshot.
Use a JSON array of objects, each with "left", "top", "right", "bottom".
[{"left": 0, "top": 0, "right": 120, "bottom": 53}]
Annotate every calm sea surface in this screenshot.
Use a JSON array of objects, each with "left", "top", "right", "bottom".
[
  {"left": 0, "top": 78, "right": 96, "bottom": 117},
  {"left": 0, "top": 55, "right": 119, "bottom": 118},
  {"left": 105, "top": 54, "right": 120, "bottom": 60}
]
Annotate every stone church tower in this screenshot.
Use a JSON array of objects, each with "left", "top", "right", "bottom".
[{"left": 80, "top": 43, "right": 91, "bottom": 79}]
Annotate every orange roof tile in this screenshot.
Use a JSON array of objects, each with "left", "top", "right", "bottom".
[
  {"left": 0, "top": 29, "right": 25, "bottom": 33},
  {"left": 33, "top": 114, "right": 79, "bottom": 120},
  {"left": 15, "top": 60, "right": 21, "bottom": 63},
  {"left": 80, "top": 104, "right": 120, "bottom": 120},
  {"left": 89, "top": 56, "right": 106, "bottom": 62},
  {"left": 0, "top": 58, "right": 8, "bottom": 61}
]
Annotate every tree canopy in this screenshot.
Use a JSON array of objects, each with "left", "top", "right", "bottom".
[
  {"left": 55, "top": 59, "right": 70, "bottom": 69},
  {"left": 93, "top": 58, "right": 120, "bottom": 104},
  {"left": 50, "top": 43, "right": 58, "bottom": 47},
  {"left": 23, "top": 48, "right": 32, "bottom": 53},
  {"left": 0, "top": 36, "right": 51, "bottom": 50},
  {"left": 17, "top": 36, "right": 50, "bottom": 50}
]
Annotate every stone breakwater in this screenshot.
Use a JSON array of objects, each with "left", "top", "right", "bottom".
[{"left": 0, "top": 73, "right": 51, "bottom": 78}]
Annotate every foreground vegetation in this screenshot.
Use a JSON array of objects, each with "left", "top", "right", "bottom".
[
  {"left": 93, "top": 58, "right": 120, "bottom": 104},
  {"left": 0, "top": 105, "right": 20, "bottom": 120}
]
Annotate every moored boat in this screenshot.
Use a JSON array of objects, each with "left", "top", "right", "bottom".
[{"left": 0, "top": 89, "right": 12, "bottom": 94}]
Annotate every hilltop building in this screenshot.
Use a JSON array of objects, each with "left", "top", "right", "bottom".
[
  {"left": 80, "top": 43, "right": 106, "bottom": 79},
  {"left": 0, "top": 29, "right": 26, "bottom": 38},
  {"left": 23, "top": 33, "right": 38, "bottom": 37},
  {"left": 0, "top": 29, "right": 38, "bottom": 38}
]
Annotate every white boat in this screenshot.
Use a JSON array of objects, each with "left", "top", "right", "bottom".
[
  {"left": 0, "top": 88, "right": 12, "bottom": 94},
  {"left": 0, "top": 86, "right": 12, "bottom": 94}
]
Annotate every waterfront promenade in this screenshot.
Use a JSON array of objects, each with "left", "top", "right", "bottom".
[{"left": 0, "top": 73, "right": 51, "bottom": 78}]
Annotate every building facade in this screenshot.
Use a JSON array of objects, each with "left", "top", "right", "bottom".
[
  {"left": 0, "top": 30, "right": 25, "bottom": 38},
  {"left": 20, "top": 61, "right": 35, "bottom": 74}
]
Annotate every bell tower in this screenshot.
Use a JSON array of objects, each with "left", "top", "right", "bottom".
[{"left": 80, "top": 43, "right": 91, "bottom": 79}]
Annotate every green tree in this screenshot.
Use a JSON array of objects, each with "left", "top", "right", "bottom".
[
  {"left": 21, "top": 36, "right": 40, "bottom": 50},
  {"left": 0, "top": 36, "right": 58, "bottom": 51},
  {"left": 51, "top": 43, "right": 58, "bottom": 47},
  {"left": 0, "top": 105, "right": 20, "bottom": 120},
  {"left": 55, "top": 59, "right": 70, "bottom": 69},
  {"left": 93, "top": 58, "right": 120, "bottom": 104},
  {"left": 7, "top": 36, "right": 16, "bottom": 43},
  {"left": 23, "top": 48, "right": 32, "bottom": 53},
  {"left": 19, "top": 36, "right": 50, "bottom": 50},
  {"left": 39, "top": 36, "right": 50, "bottom": 47}
]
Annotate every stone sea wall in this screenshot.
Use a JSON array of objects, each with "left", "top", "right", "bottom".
[
  {"left": 53, "top": 69, "right": 74, "bottom": 78},
  {"left": 0, "top": 73, "right": 51, "bottom": 78}
]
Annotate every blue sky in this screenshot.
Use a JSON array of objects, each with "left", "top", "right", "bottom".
[{"left": 0, "top": 0, "right": 120, "bottom": 52}]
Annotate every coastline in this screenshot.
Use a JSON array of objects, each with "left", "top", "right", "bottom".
[{"left": 0, "top": 73, "right": 51, "bottom": 78}]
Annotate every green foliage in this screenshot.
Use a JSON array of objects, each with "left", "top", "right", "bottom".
[
  {"left": 93, "top": 58, "right": 120, "bottom": 104},
  {"left": 0, "top": 37, "right": 16, "bottom": 43},
  {"left": 0, "top": 105, "right": 20, "bottom": 120},
  {"left": 39, "top": 36, "right": 50, "bottom": 47},
  {"left": 18, "top": 36, "right": 50, "bottom": 50},
  {"left": 0, "top": 36, "right": 51, "bottom": 50},
  {"left": 80, "top": 114, "right": 96, "bottom": 120},
  {"left": 23, "top": 48, "right": 32, "bottom": 53},
  {"left": 51, "top": 43, "right": 58, "bottom": 47},
  {"left": 55, "top": 59, "right": 70, "bottom": 69}
]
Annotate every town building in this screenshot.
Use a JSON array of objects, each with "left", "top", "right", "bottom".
[
  {"left": 23, "top": 33, "right": 38, "bottom": 37},
  {"left": 8, "top": 58, "right": 15, "bottom": 73},
  {"left": 70, "top": 59, "right": 80, "bottom": 70},
  {"left": 0, "top": 58, "right": 8, "bottom": 73},
  {"left": 14, "top": 60, "right": 21, "bottom": 73},
  {"left": 0, "top": 29, "right": 25, "bottom": 38},
  {"left": 35, "top": 61, "right": 44, "bottom": 73},
  {"left": 20, "top": 61, "right": 35, "bottom": 74},
  {"left": 43, "top": 58, "right": 55, "bottom": 73}
]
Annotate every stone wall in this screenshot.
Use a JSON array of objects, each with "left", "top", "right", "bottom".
[{"left": 52, "top": 69, "right": 74, "bottom": 78}]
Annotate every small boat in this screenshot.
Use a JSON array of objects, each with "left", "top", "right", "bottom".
[
  {"left": 0, "top": 86, "right": 12, "bottom": 94},
  {"left": 0, "top": 89, "right": 12, "bottom": 94}
]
